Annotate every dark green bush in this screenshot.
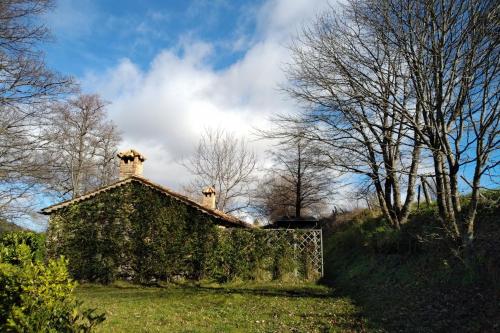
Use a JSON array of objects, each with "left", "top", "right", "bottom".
[
  {"left": 0, "top": 234, "right": 105, "bottom": 332},
  {"left": 365, "top": 225, "right": 401, "bottom": 254},
  {"left": 201, "top": 229, "right": 308, "bottom": 283}
]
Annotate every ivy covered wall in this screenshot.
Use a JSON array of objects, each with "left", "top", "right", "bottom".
[{"left": 47, "top": 181, "right": 318, "bottom": 283}]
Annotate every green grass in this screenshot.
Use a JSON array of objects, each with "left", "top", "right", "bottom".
[
  {"left": 77, "top": 282, "right": 368, "bottom": 332},
  {"left": 323, "top": 195, "right": 500, "bottom": 332},
  {"left": 77, "top": 193, "right": 500, "bottom": 332}
]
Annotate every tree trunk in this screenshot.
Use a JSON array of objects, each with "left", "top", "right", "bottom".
[
  {"left": 449, "top": 167, "right": 462, "bottom": 220},
  {"left": 421, "top": 177, "right": 431, "bottom": 206},
  {"left": 433, "top": 151, "right": 459, "bottom": 237},
  {"left": 374, "top": 178, "right": 398, "bottom": 228}
]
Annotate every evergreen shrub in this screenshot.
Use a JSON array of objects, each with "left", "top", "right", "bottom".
[{"left": 0, "top": 232, "right": 105, "bottom": 332}]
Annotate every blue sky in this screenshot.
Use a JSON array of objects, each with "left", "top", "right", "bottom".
[
  {"left": 21, "top": 0, "right": 332, "bottom": 230},
  {"left": 39, "top": 0, "right": 498, "bottom": 197},
  {"left": 43, "top": 0, "right": 267, "bottom": 76},
  {"left": 37, "top": 0, "right": 333, "bottom": 194}
]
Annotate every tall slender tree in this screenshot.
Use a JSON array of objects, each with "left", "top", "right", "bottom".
[
  {"left": 285, "top": 0, "right": 499, "bottom": 251},
  {"left": 285, "top": 4, "right": 421, "bottom": 229},
  {"left": 254, "top": 131, "right": 333, "bottom": 221},
  {"left": 359, "top": 0, "right": 499, "bottom": 249}
]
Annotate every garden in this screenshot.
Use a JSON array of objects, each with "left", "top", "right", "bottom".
[{"left": 2, "top": 192, "right": 499, "bottom": 332}]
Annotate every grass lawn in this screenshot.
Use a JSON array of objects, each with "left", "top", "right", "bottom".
[{"left": 77, "top": 282, "right": 368, "bottom": 332}]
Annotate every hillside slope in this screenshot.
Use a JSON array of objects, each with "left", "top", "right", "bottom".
[
  {"left": 323, "top": 192, "right": 500, "bottom": 332},
  {"left": 0, "top": 220, "right": 26, "bottom": 234}
]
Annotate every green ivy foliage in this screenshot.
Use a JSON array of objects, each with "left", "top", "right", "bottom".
[
  {"left": 0, "top": 232, "right": 105, "bottom": 332},
  {"left": 47, "top": 182, "right": 318, "bottom": 283}
]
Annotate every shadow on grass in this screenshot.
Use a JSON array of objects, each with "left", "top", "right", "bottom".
[
  {"left": 176, "top": 284, "right": 334, "bottom": 299},
  {"left": 320, "top": 253, "right": 500, "bottom": 333},
  {"left": 81, "top": 281, "right": 334, "bottom": 300}
]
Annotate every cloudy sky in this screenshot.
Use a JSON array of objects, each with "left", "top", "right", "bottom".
[{"left": 41, "top": 0, "right": 333, "bottom": 191}]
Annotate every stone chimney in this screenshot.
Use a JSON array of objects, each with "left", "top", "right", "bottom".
[
  {"left": 117, "top": 149, "right": 146, "bottom": 179},
  {"left": 201, "top": 186, "right": 216, "bottom": 210}
]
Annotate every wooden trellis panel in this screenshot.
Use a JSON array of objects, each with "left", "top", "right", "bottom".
[
  {"left": 264, "top": 229, "right": 324, "bottom": 277},
  {"left": 221, "top": 228, "right": 324, "bottom": 278}
]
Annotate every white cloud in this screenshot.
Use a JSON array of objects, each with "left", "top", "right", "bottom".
[
  {"left": 81, "top": 0, "right": 333, "bottom": 191},
  {"left": 257, "top": 0, "right": 332, "bottom": 40}
]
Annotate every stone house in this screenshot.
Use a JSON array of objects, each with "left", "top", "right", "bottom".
[{"left": 40, "top": 149, "right": 250, "bottom": 281}]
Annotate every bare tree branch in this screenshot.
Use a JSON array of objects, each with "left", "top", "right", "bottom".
[{"left": 182, "top": 128, "right": 256, "bottom": 213}]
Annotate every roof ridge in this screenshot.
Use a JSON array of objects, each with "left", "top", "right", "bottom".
[{"left": 40, "top": 176, "right": 251, "bottom": 228}]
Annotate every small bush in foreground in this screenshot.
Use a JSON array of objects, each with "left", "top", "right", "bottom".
[{"left": 0, "top": 232, "right": 105, "bottom": 332}]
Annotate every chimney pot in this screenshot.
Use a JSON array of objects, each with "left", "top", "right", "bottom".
[
  {"left": 201, "top": 186, "right": 216, "bottom": 210},
  {"left": 117, "top": 149, "right": 146, "bottom": 179}
]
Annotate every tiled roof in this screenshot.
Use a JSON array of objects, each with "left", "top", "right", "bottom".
[{"left": 40, "top": 176, "right": 251, "bottom": 228}]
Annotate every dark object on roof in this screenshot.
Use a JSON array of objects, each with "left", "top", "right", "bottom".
[
  {"left": 40, "top": 176, "right": 251, "bottom": 228},
  {"left": 264, "top": 216, "right": 321, "bottom": 229}
]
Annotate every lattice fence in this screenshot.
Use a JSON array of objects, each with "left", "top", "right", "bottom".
[
  {"left": 225, "top": 229, "right": 324, "bottom": 278},
  {"left": 264, "top": 229, "right": 324, "bottom": 277}
]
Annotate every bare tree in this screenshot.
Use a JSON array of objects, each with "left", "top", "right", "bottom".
[
  {"left": 0, "top": 0, "right": 73, "bottom": 108},
  {"left": 349, "top": 181, "right": 381, "bottom": 211},
  {"left": 358, "top": 0, "right": 499, "bottom": 251},
  {"left": 183, "top": 128, "right": 256, "bottom": 213},
  {"left": 0, "top": 0, "right": 74, "bottom": 220},
  {"left": 252, "top": 174, "right": 296, "bottom": 221},
  {"left": 284, "top": 3, "right": 421, "bottom": 229},
  {"left": 254, "top": 131, "right": 334, "bottom": 221},
  {"left": 285, "top": 0, "right": 498, "bottom": 252},
  {"left": 45, "top": 94, "right": 121, "bottom": 199}
]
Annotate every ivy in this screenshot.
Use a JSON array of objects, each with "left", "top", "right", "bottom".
[{"left": 47, "top": 182, "right": 317, "bottom": 283}]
